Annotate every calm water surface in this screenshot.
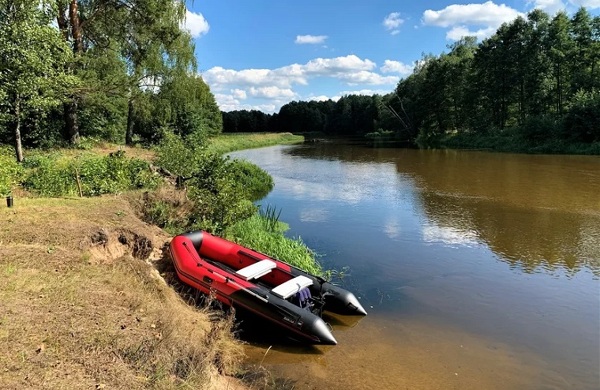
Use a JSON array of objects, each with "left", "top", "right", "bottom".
[{"left": 230, "top": 144, "right": 600, "bottom": 390}]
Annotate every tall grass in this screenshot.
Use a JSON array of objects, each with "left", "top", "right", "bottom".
[
  {"left": 207, "top": 133, "right": 304, "bottom": 155},
  {"left": 226, "top": 211, "right": 323, "bottom": 276}
]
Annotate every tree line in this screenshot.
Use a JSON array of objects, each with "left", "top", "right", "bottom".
[
  {"left": 223, "top": 95, "right": 402, "bottom": 139},
  {"left": 224, "top": 8, "right": 599, "bottom": 152},
  {"left": 394, "top": 8, "right": 599, "bottom": 150},
  {"left": 0, "top": 0, "right": 222, "bottom": 161}
]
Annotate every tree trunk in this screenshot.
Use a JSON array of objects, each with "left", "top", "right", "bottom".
[
  {"left": 69, "top": 0, "right": 83, "bottom": 54},
  {"left": 57, "top": 0, "right": 82, "bottom": 144},
  {"left": 14, "top": 96, "right": 23, "bottom": 163},
  {"left": 126, "top": 98, "right": 135, "bottom": 145},
  {"left": 64, "top": 100, "right": 80, "bottom": 144},
  {"left": 57, "top": 2, "right": 69, "bottom": 41}
]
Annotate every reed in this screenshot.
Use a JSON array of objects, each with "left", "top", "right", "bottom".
[
  {"left": 226, "top": 213, "right": 323, "bottom": 276},
  {"left": 259, "top": 204, "right": 282, "bottom": 232}
]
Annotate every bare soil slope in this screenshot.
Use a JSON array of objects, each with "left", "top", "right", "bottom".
[{"left": 0, "top": 194, "right": 246, "bottom": 389}]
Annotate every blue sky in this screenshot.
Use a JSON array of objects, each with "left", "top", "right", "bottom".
[{"left": 183, "top": 0, "right": 600, "bottom": 113}]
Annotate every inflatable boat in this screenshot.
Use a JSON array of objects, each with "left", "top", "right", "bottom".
[{"left": 169, "top": 231, "right": 367, "bottom": 345}]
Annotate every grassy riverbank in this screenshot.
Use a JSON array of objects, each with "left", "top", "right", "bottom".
[
  {"left": 207, "top": 132, "right": 304, "bottom": 155},
  {"left": 435, "top": 132, "right": 600, "bottom": 155},
  {"left": 0, "top": 132, "right": 315, "bottom": 389}
]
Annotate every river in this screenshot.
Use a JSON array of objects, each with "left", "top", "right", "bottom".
[{"left": 229, "top": 143, "right": 600, "bottom": 390}]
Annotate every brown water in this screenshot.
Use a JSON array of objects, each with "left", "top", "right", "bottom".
[{"left": 230, "top": 144, "right": 600, "bottom": 390}]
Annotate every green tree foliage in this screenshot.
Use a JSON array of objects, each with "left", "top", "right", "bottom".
[
  {"left": 222, "top": 110, "right": 274, "bottom": 133},
  {"left": 0, "top": 0, "right": 76, "bottom": 161},
  {"left": 76, "top": 47, "right": 129, "bottom": 142},
  {"left": 0, "top": 146, "right": 23, "bottom": 196},
  {"left": 154, "top": 132, "right": 267, "bottom": 234},
  {"left": 140, "top": 72, "right": 222, "bottom": 141},
  {"left": 389, "top": 8, "right": 600, "bottom": 152},
  {"left": 223, "top": 95, "right": 389, "bottom": 138},
  {"left": 116, "top": 0, "right": 196, "bottom": 144},
  {"left": 0, "top": 0, "right": 222, "bottom": 154}
]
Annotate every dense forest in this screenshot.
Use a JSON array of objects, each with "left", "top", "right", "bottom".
[
  {"left": 1, "top": 4, "right": 599, "bottom": 157},
  {"left": 223, "top": 8, "right": 600, "bottom": 153},
  {"left": 0, "top": 0, "right": 222, "bottom": 161}
]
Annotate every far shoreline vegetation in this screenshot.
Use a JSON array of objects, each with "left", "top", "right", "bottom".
[{"left": 221, "top": 8, "right": 599, "bottom": 155}]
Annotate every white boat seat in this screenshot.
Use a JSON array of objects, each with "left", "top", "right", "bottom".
[
  {"left": 236, "top": 259, "right": 276, "bottom": 281},
  {"left": 271, "top": 275, "right": 313, "bottom": 299}
]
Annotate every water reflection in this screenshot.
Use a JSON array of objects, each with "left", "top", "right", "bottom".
[
  {"left": 422, "top": 223, "right": 479, "bottom": 246},
  {"left": 231, "top": 143, "right": 600, "bottom": 390},
  {"left": 285, "top": 144, "right": 600, "bottom": 274}
]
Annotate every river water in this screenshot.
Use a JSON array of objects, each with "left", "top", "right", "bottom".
[{"left": 229, "top": 143, "right": 600, "bottom": 390}]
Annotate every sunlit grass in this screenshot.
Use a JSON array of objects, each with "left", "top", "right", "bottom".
[
  {"left": 207, "top": 132, "right": 304, "bottom": 155},
  {"left": 226, "top": 211, "right": 323, "bottom": 276}
]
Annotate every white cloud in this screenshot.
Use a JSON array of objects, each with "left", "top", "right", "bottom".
[
  {"left": 308, "top": 95, "right": 340, "bottom": 102},
  {"left": 214, "top": 93, "right": 242, "bottom": 111},
  {"left": 339, "top": 71, "right": 399, "bottom": 86},
  {"left": 528, "top": 0, "right": 567, "bottom": 13},
  {"left": 569, "top": 0, "right": 600, "bottom": 7},
  {"left": 380, "top": 60, "right": 413, "bottom": 75},
  {"left": 423, "top": 2, "right": 521, "bottom": 28},
  {"left": 203, "top": 55, "right": 381, "bottom": 90},
  {"left": 383, "top": 12, "right": 404, "bottom": 34},
  {"left": 295, "top": 35, "right": 328, "bottom": 44},
  {"left": 303, "top": 55, "right": 376, "bottom": 75},
  {"left": 203, "top": 67, "right": 303, "bottom": 89},
  {"left": 531, "top": 0, "right": 600, "bottom": 12},
  {"left": 423, "top": 2, "right": 523, "bottom": 41},
  {"left": 204, "top": 55, "right": 403, "bottom": 113},
  {"left": 339, "top": 89, "right": 391, "bottom": 96},
  {"left": 446, "top": 26, "right": 496, "bottom": 40},
  {"left": 248, "top": 86, "right": 297, "bottom": 99},
  {"left": 231, "top": 89, "right": 247, "bottom": 100},
  {"left": 215, "top": 92, "right": 277, "bottom": 113},
  {"left": 184, "top": 10, "right": 210, "bottom": 38}
]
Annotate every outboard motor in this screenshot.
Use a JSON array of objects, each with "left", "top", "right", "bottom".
[{"left": 293, "top": 288, "right": 312, "bottom": 310}]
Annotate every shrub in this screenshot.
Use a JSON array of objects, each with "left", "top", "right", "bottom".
[
  {"left": 516, "top": 115, "right": 561, "bottom": 143},
  {"left": 23, "top": 151, "right": 159, "bottom": 197},
  {"left": 225, "top": 159, "right": 273, "bottom": 201},
  {"left": 564, "top": 90, "right": 600, "bottom": 143},
  {"left": 0, "top": 147, "right": 23, "bottom": 196},
  {"left": 156, "top": 131, "right": 200, "bottom": 177}
]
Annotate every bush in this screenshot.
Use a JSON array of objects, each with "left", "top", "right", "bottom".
[
  {"left": 516, "top": 115, "right": 561, "bottom": 143},
  {"left": 564, "top": 90, "right": 600, "bottom": 143},
  {"left": 0, "top": 147, "right": 23, "bottom": 196},
  {"left": 23, "top": 151, "right": 159, "bottom": 197},
  {"left": 154, "top": 131, "right": 205, "bottom": 178},
  {"left": 185, "top": 153, "right": 258, "bottom": 234},
  {"left": 226, "top": 159, "right": 273, "bottom": 201}
]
